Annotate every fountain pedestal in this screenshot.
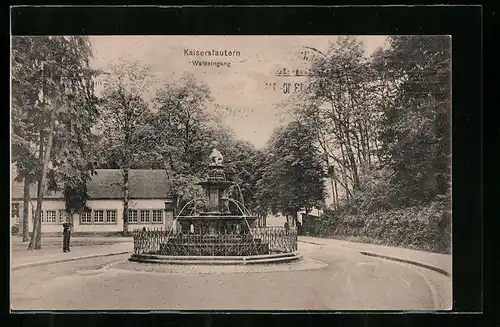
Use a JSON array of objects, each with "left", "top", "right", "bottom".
[{"left": 177, "top": 162, "right": 257, "bottom": 236}]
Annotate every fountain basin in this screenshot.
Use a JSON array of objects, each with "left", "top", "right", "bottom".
[{"left": 129, "top": 251, "right": 303, "bottom": 265}]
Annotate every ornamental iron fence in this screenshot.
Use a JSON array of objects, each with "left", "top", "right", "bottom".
[{"left": 132, "top": 226, "right": 298, "bottom": 256}]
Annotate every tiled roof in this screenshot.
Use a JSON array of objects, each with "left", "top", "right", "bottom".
[{"left": 11, "top": 169, "right": 170, "bottom": 200}]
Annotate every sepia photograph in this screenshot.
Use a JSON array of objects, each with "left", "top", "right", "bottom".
[{"left": 10, "top": 35, "right": 452, "bottom": 311}]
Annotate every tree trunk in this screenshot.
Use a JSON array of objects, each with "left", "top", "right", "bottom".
[
  {"left": 22, "top": 177, "right": 30, "bottom": 242},
  {"left": 339, "top": 142, "right": 352, "bottom": 201},
  {"left": 358, "top": 121, "right": 368, "bottom": 173},
  {"left": 358, "top": 121, "right": 366, "bottom": 163},
  {"left": 28, "top": 118, "right": 55, "bottom": 250},
  {"left": 353, "top": 125, "right": 364, "bottom": 174},
  {"left": 70, "top": 213, "right": 75, "bottom": 232},
  {"left": 374, "top": 137, "right": 382, "bottom": 163},
  {"left": 304, "top": 207, "right": 309, "bottom": 225},
  {"left": 329, "top": 176, "right": 335, "bottom": 208},
  {"left": 344, "top": 132, "right": 360, "bottom": 189},
  {"left": 122, "top": 168, "right": 129, "bottom": 236},
  {"left": 333, "top": 179, "right": 339, "bottom": 210},
  {"left": 364, "top": 123, "right": 372, "bottom": 168},
  {"left": 34, "top": 133, "right": 44, "bottom": 247},
  {"left": 323, "top": 149, "right": 336, "bottom": 209}
]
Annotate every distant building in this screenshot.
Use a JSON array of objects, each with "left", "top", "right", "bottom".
[
  {"left": 297, "top": 208, "right": 323, "bottom": 223},
  {"left": 10, "top": 169, "right": 173, "bottom": 235},
  {"left": 298, "top": 210, "right": 322, "bottom": 236},
  {"left": 266, "top": 209, "right": 323, "bottom": 228}
]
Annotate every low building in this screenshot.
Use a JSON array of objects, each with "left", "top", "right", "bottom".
[
  {"left": 11, "top": 169, "right": 174, "bottom": 235},
  {"left": 297, "top": 208, "right": 323, "bottom": 222}
]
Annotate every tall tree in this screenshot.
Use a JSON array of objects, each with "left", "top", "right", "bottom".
[
  {"left": 290, "top": 36, "right": 381, "bottom": 207},
  {"left": 136, "top": 73, "right": 214, "bottom": 213},
  {"left": 96, "top": 60, "right": 153, "bottom": 235},
  {"left": 222, "top": 139, "right": 260, "bottom": 210},
  {"left": 11, "top": 36, "right": 99, "bottom": 249},
  {"left": 22, "top": 178, "right": 30, "bottom": 241},
  {"left": 257, "top": 121, "right": 326, "bottom": 225},
  {"left": 153, "top": 73, "right": 213, "bottom": 174},
  {"left": 373, "top": 36, "right": 451, "bottom": 205},
  {"left": 11, "top": 37, "right": 44, "bottom": 243}
]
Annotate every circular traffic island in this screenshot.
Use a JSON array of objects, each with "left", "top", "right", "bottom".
[
  {"left": 131, "top": 227, "right": 301, "bottom": 266},
  {"left": 130, "top": 149, "right": 302, "bottom": 267},
  {"left": 129, "top": 251, "right": 303, "bottom": 265}
]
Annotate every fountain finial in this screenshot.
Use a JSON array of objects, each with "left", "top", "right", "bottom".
[{"left": 209, "top": 148, "right": 223, "bottom": 166}]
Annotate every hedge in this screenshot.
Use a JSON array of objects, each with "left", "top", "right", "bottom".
[{"left": 311, "top": 200, "right": 451, "bottom": 254}]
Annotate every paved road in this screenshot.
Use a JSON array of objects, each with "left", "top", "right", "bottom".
[{"left": 11, "top": 242, "right": 451, "bottom": 311}]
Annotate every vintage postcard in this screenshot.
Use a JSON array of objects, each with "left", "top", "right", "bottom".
[{"left": 11, "top": 35, "right": 452, "bottom": 311}]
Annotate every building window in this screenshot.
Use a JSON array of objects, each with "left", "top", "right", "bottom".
[
  {"left": 140, "top": 210, "right": 150, "bottom": 223},
  {"left": 94, "top": 210, "right": 104, "bottom": 223},
  {"left": 81, "top": 210, "right": 92, "bottom": 224},
  {"left": 106, "top": 210, "right": 117, "bottom": 224},
  {"left": 152, "top": 210, "right": 163, "bottom": 224},
  {"left": 128, "top": 210, "right": 138, "bottom": 223},
  {"left": 46, "top": 210, "right": 57, "bottom": 224},
  {"left": 40, "top": 211, "right": 44, "bottom": 223},
  {"left": 59, "top": 210, "right": 70, "bottom": 224}
]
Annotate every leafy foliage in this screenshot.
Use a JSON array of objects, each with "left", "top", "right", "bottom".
[
  {"left": 374, "top": 36, "right": 451, "bottom": 205},
  {"left": 94, "top": 60, "right": 154, "bottom": 235},
  {"left": 290, "top": 36, "right": 381, "bottom": 206},
  {"left": 94, "top": 72, "right": 264, "bottom": 216},
  {"left": 11, "top": 36, "right": 99, "bottom": 249},
  {"left": 318, "top": 198, "right": 451, "bottom": 253},
  {"left": 290, "top": 36, "right": 451, "bottom": 253},
  {"left": 256, "top": 121, "right": 326, "bottom": 219}
]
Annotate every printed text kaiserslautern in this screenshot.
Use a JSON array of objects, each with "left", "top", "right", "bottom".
[{"left": 184, "top": 49, "right": 241, "bottom": 56}]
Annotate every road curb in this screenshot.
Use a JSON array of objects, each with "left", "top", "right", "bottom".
[
  {"left": 359, "top": 251, "right": 451, "bottom": 277},
  {"left": 12, "top": 251, "right": 131, "bottom": 271},
  {"left": 299, "top": 240, "right": 324, "bottom": 246},
  {"left": 299, "top": 239, "right": 451, "bottom": 277}
]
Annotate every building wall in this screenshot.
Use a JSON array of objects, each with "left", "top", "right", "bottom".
[
  {"left": 11, "top": 198, "right": 172, "bottom": 234},
  {"left": 266, "top": 214, "right": 286, "bottom": 227}
]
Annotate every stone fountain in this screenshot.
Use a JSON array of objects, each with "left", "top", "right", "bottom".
[{"left": 130, "top": 148, "right": 301, "bottom": 265}]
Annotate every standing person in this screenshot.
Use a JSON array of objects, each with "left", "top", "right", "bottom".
[
  {"left": 284, "top": 220, "right": 290, "bottom": 235},
  {"left": 62, "top": 223, "right": 71, "bottom": 252}
]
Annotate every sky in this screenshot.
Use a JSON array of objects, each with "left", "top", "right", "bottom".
[{"left": 89, "top": 35, "right": 388, "bottom": 149}]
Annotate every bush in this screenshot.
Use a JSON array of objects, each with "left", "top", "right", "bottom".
[
  {"left": 11, "top": 226, "right": 19, "bottom": 234},
  {"left": 305, "top": 164, "right": 451, "bottom": 253},
  {"left": 312, "top": 199, "right": 451, "bottom": 254}
]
